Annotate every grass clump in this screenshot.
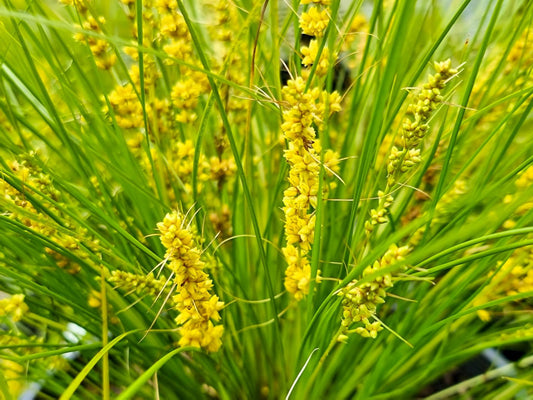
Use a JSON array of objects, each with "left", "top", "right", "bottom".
[{"left": 0, "top": 0, "right": 532, "bottom": 399}]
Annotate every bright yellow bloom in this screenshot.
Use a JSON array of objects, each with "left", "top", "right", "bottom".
[
  {"left": 299, "top": 7, "right": 330, "bottom": 37},
  {"left": 160, "top": 13, "right": 188, "bottom": 39},
  {"left": 0, "top": 294, "right": 29, "bottom": 322},
  {"left": 283, "top": 245, "right": 311, "bottom": 300},
  {"left": 106, "top": 85, "right": 144, "bottom": 129},
  {"left": 158, "top": 210, "right": 224, "bottom": 352},
  {"left": 155, "top": 0, "right": 178, "bottom": 12},
  {"left": 301, "top": 39, "right": 332, "bottom": 76}
]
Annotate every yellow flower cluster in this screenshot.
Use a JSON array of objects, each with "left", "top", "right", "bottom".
[
  {"left": 88, "top": 289, "right": 102, "bottom": 308},
  {"left": 44, "top": 234, "right": 86, "bottom": 274},
  {"left": 475, "top": 244, "right": 533, "bottom": 322},
  {"left": 208, "top": 0, "right": 239, "bottom": 43},
  {"left": 473, "top": 166, "right": 533, "bottom": 320},
  {"left": 0, "top": 294, "right": 29, "bottom": 322},
  {"left": 173, "top": 140, "right": 200, "bottom": 184},
  {"left": 398, "top": 60, "right": 458, "bottom": 152},
  {"left": 98, "top": 0, "right": 207, "bottom": 132},
  {"left": 516, "top": 165, "right": 533, "bottom": 189},
  {"left": 301, "top": 39, "right": 332, "bottom": 77},
  {"left": 209, "top": 156, "right": 237, "bottom": 184},
  {"left": 1, "top": 160, "right": 55, "bottom": 237},
  {"left": 0, "top": 334, "right": 69, "bottom": 397},
  {"left": 156, "top": 1, "right": 210, "bottom": 122},
  {"left": 506, "top": 29, "right": 533, "bottom": 74},
  {"left": 95, "top": 1, "right": 234, "bottom": 218},
  {"left": 104, "top": 60, "right": 164, "bottom": 131},
  {"left": 338, "top": 244, "right": 409, "bottom": 340},
  {"left": 503, "top": 165, "right": 533, "bottom": 229},
  {"left": 73, "top": 15, "right": 116, "bottom": 70},
  {"left": 299, "top": 0, "right": 335, "bottom": 78},
  {"left": 106, "top": 85, "right": 145, "bottom": 129},
  {"left": 500, "top": 325, "right": 533, "bottom": 340},
  {"left": 299, "top": 7, "right": 330, "bottom": 38},
  {"left": 1, "top": 157, "right": 98, "bottom": 273},
  {"left": 108, "top": 270, "right": 166, "bottom": 298},
  {"left": 157, "top": 211, "right": 224, "bottom": 352},
  {"left": 156, "top": 1, "right": 193, "bottom": 62},
  {"left": 342, "top": 14, "right": 368, "bottom": 55},
  {"left": 170, "top": 140, "right": 236, "bottom": 198},
  {"left": 170, "top": 71, "right": 210, "bottom": 123},
  {"left": 366, "top": 60, "right": 458, "bottom": 235},
  {"left": 1, "top": 359, "right": 25, "bottom": 398},
  {"left": 281, "top": 77, "right": 341, "bottom": 300}
]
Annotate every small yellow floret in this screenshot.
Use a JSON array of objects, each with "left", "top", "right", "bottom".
[
  {"left": 0, "top": 294, "right": 28, "bottom": 322},
  {"left": 301, "top": 40, "right": 332, "bottom": 76},
  {"left": 299, "top": 7, "right": 330, "bottom": 37}
]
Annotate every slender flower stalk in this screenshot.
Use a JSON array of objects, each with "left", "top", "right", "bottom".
[
  {"left": 365, "top": 60, "right": 459, "bottom": 235},
  {"left": 108, "top": 270, "right": 167, "bottom": 298}
]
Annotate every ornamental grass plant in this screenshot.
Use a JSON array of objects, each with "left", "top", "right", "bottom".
[{"left": 1, "top": 0, "right": 533, "bottom": 398}]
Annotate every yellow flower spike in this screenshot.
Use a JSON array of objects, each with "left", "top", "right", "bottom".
[
  {"left": 72, "top": 14, "right": 116, "bottom": 69},
  {"left": 209, "top": 157, "right": 236, "bottom": 183},
  {"left": 157, "top": 210, "right": 224, "bottom": 352},
  {"left": 280, "top": 2, "right": 343, "bottom": 302},
  {"left": 367, "top": 61, "right": 459, "bottom": 234},
  {"left": 280, "top": 76, "right": 341, "bottom": 300},
  {"left": 163, "top": 40, "right": 193, "bottom": 63}
]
